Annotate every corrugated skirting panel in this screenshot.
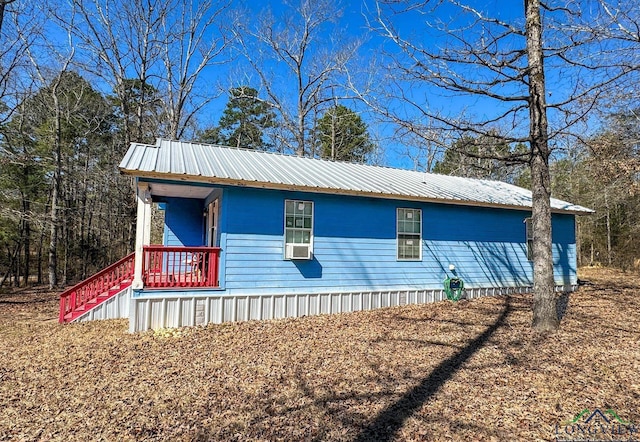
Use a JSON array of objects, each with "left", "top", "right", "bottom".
[
  {"left": 129, "top": 285, "right": 576, "bottom": 332},
  {"left": 75, "top": 286, "right": 132, "bottom": 322}
]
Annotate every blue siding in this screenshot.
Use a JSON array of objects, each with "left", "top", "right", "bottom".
[
  {"left": 163, "top": 197, "right": 204, "bottom": 246},
  {"left": 217, "top": 187, "right": 577, "bottom": 294},
  {"left": 551, "top": 213, "right": 577, "bottom": 285}
]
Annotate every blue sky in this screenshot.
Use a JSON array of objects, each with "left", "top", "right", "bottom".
[
  {"left": 207, "top": 0, "right": 579, "bottom": 169},
  {"left": 205, "top": 0, "right": 537, "bottom": 169},
  {"left": 24, "top": 0, "right": 628, "bottom": 170}
]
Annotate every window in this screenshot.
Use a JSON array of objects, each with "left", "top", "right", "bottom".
[
  {"left": 397, "top": 208, "right": 422, "bottom": 260},
  {"left": 284, "top": 200, "right": 313, "bottom": 259},
  {"left": 525, "top": 218, "right": 533, "bottom": 261}
]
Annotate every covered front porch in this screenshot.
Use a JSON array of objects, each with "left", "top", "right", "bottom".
[
  {"left": 131, "top": 181, "right": 222, "bottom": 290},
  {"left": 59, "top": 180, "right": 224, "bottom": 323}
]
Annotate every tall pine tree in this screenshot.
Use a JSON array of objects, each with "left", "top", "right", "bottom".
[
  {"left": 200, "top": 86, "right": 275, "bottom": 149},
  {"left": 315, "top": 105, "right": 374, "bottom": 163}
]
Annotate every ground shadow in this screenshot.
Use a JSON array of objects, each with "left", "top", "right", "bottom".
[
  {"left": 0, "top": 297, "right": 53, "bottom": 305},
  {"left": 354, "top": 296, "right": 512, "bottom": 442},
  {"left": 556, "top": 292, "right": 570, "bottom": 320}
]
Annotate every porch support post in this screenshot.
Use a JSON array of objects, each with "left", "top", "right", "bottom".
[{"left": 132, "top": 182, "right": 152, "bottom": 289}]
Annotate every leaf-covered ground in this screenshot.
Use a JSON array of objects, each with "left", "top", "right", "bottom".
[{"left": 0, "top": 267, "right": 639, "bottom": 441}]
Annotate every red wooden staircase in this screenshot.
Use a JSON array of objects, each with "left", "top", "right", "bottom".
[{"left": 59, "top": 253, "right": 135, "bottom": 323}]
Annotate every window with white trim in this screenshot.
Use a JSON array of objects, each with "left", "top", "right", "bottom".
[
  {"left": 525, "top": 217, "right": 533, "bottom": 261},
  {"left": 284, "top": 200, "right": 313, "bottom": 259},
  {"left": 397, "top": 208, "right": 422, "bottom": 260}
]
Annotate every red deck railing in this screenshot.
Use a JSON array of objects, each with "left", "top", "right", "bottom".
[
  {"left": 59, "top": 252, "right": 135, "bottom": 323},
  {"left": 142, "top": 245, "right": 221, "bottom": 288},
  {"left": 59, "top": 246, "right": 222, "bottom": 323}
]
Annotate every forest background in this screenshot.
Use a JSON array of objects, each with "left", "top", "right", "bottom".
[{"left": 0, "top": 0, "right": 638, "bottom": 289}]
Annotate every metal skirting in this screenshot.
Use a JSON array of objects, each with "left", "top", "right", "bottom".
[
  {"left": 128, "top": 284, "right": 577, "bottom": 332},
  {"left": 74, "top": 286, "right": 132, "bottom": 322}
]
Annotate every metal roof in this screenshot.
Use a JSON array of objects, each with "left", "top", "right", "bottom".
[{"left": 119, "top": 138, "right": 592, "bottom": 214}]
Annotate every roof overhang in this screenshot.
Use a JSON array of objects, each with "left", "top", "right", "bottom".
[{"left": 126, "top": 170, "right": 594, "bottom": 216}]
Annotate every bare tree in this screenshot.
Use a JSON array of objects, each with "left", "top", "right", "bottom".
[
  {"left": 0, "top": 0, "right": 34, "bottom": 125},
  {"left": 53, "top": 0, "right": 233, "bottom": 141},
  {"left": 367, "top": 0, "right": 638, "bottom": 332},
  {"left": 232, "top": 0, "right": 361, "bottom": 157},
  {"left": 525, "top": 0, "right": 557, "bottom": 332},
  {"left": 19, "top": 10, "right": 75, "bottom": 289},
  {"left": 160, "top": 0, "right": 232, "bottom": 140},
  {"left": 573, "top": 110, "right": 640, "bottom": 269},
  {"left": 0, "top": 1, "right": 53, "bottom": 287},
  {"left": 48, "top": 0, "right": 232, "bottom": 261},
  {"left": 54, "top": 0, "right": 167, "bottom": 146}
]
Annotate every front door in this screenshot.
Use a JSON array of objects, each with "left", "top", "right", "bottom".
[{"left": 206, "top": 199, "right": 219, "bottom": 247}]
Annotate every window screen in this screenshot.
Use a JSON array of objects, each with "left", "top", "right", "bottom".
[{"left": 397, "top": 208, "right": 422, "bottom": 260}]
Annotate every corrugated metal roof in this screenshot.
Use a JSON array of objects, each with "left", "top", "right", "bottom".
[{"left": 119, "top": 138, "right": 593, "bottom": 214}]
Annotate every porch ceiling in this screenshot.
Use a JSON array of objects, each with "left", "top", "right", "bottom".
[{"left": 148, "top": 183, "right": 214, "bottom": 199}]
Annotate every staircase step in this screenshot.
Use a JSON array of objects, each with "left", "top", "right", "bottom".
[
  {"left": 58, "top": 251, "right": 135, "bottom": 324},
  {"left": 64, "top": 282, "right": 133, "bottom": 322},
  {"left": 68, "top": 310, "right": 86, "bottom": 322}
]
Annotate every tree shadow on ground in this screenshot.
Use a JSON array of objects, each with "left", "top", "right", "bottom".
[
  {"left": 556, "top": 292, "right": 570, "bottom": 320},
  {"left": 0, "top": 297, "right": 54, "bottom": 305},
  {"left": 354, "top": 296, "right": 512, "bottom": 442}
]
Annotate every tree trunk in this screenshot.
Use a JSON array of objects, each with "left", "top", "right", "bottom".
[
  {"left": 80, "top": 154, "right": 90, "bottom": 279},
  {"left": 48, "top": 84, "right": 62, "bottom": 290},
  {"left": 14, "top": 242, "right": 20, "bottom": 286},
  {"left": 49, "top": 172, "right": 60, "bottom": 289},
  {"left": 0, "top": 2, "right": 5, "bottom": 36},
  {"left": 525, "top": 0, "right": 559, "bottom": 332},
  {"left": 0, "top": 243, "right": 20, "bottom": 288},
  {"left": 296, "top": 99, "right": 305, "bottom": 157},
  {"left": 22, "top": 197, "right": 30, "bottom": 286},
  {"left": 330, "top": 108, "right": 337, "bottom": 160},
  {"left": 37, "top": 226, "right": 44, "bottom": 284},
  {"left": 62, "top": 195, "right": 69, "bottom": 286},
  {"left": 604, "top": 190, "right": 612, "bottom": 266},
  {"left": 0, "top": 0, "right": 16, "bottom": 37}
]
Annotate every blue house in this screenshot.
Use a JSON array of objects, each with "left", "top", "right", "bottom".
[{"left": 59, "top": 139, "right": 591, "bottom": 332}]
